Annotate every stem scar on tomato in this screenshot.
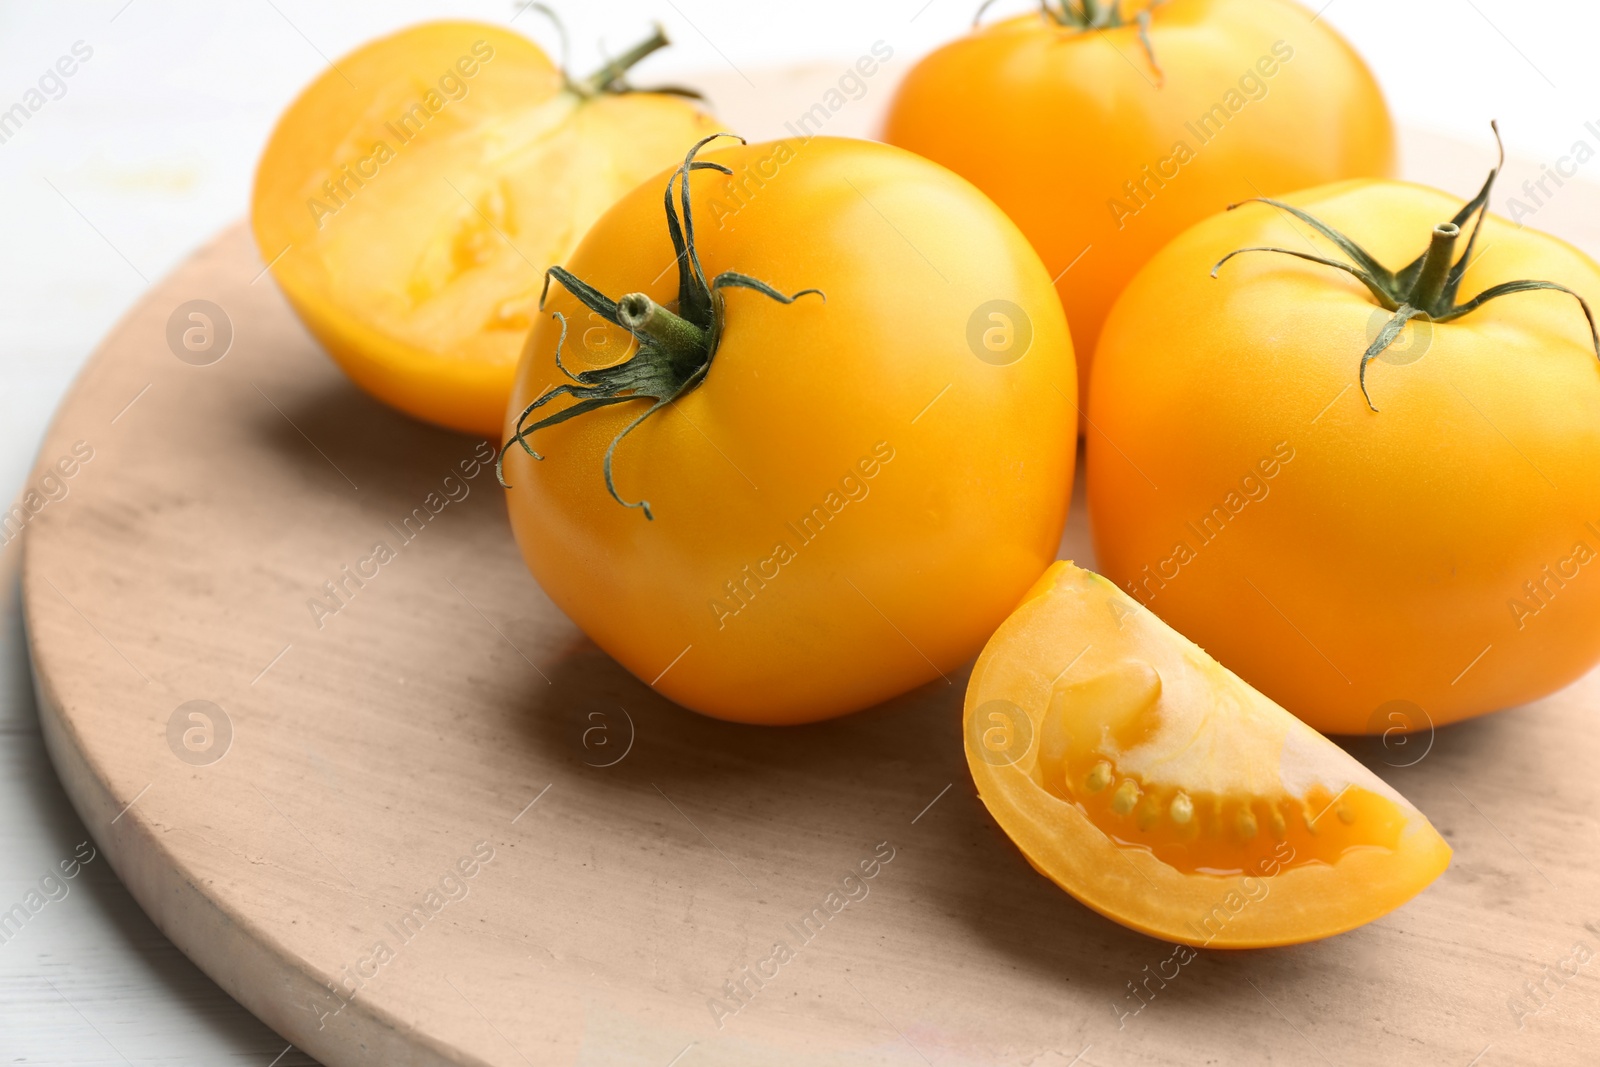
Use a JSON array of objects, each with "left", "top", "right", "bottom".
[
  {"left": 974, "top": 0, "right": 1166, "bottom": 81},
  {"left": 1211, "top": 121, "right": 1600, "bottom": 411},
  {"left": 496, "top": 133, "right": 825, "bottom": 519}
]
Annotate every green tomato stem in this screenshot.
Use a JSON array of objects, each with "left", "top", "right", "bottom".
[
  {"left": 1409, "top": 223, "right": 1461, "bottom": 314},
  {"left": 499, "top": 134, "right": 823, "bottom": 519},
  {"left": 617, "top": 293, "right": 709, "bottom": 371},
  {"left": 1209, "top": 124, "right": 1600, "bottom": 412},
  {"left": 573, "top": 25, "right": 671, "bottom": 98},
  {"left": 1036, "top": 1, "right": 1162, "bottom": 76}
]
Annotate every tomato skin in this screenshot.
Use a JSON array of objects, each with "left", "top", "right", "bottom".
[
  {"left": 503, "top": 138, "right": 1076, "bottom": 724},
  {"left": 252, "top": 21, "right": 720, "bottom": 437},
  {"left": 1088, "top": 179, "right": 1600, "bottom": 734},
  {"left": 882, "top": 0, "right": 1393, "bottom": 405}
]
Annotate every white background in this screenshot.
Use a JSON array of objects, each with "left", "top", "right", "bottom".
[{"left": 1, "top": 1, "right": 1596, "bottom": 1062}]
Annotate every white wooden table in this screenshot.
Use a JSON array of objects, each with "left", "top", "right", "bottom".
[{"left": 4, "top": 2, "right": 1599, "bottom": 1064}]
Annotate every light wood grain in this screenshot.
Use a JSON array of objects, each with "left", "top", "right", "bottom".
[{"left": 19, "top": 65, "right": 1600, "bottom": 1067}]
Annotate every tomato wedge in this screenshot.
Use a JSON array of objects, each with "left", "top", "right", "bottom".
[{"left": 966, "top": 561, "right": 1449, "bottom": 947}]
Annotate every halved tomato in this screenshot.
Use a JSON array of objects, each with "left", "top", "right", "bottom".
[
  {"left": 252, "top": 20, "right": 721, "bottom": 436},
  {"left": 965, "top": 560, "right": 1449, "bottom": 947}
]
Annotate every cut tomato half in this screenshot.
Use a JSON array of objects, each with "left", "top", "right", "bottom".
[
  {"left": 251, "top": 21, "right": 720, "bottom": 436},
  {"left": 966, "top": 561, "right": 1450, "bottom": 947}
]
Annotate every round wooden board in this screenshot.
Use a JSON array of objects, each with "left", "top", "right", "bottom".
[{"left": 21, "top": 65, "right": 1600, "bottom": 1067}]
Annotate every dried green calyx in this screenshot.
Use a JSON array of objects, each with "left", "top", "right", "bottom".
[
  {"left": 523, "top": 5, "right": 704, "bottom": 101},
  {"left": 976, "top": 0, "right": 1165, "bottom": 79},
  {"left": 1212, "top": 122, "right": 1600, "bottom": 411},
  {"left": 496, "top": 133, "right": 823, "bottom": 519}
]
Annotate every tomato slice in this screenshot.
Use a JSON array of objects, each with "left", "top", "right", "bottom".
[{"left": 966, "top": 561, "right": 1449, "bottom": 947}]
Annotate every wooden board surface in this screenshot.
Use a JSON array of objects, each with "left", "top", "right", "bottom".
[{"left": 20, "top": 66, "right": 1600, "bottom": 1067}]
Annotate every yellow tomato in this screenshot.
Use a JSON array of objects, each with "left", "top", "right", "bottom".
[
  {"left": 967, "top": 561, "right": 1450, "bottom": 947},
  {"left": 252, "top": 20, "right": 720, "bottom": 436},
  {"left": 1089, "top": 141, "right": 1600, "bottom": 734},
  {"left": 502, "top": 136, "right": 1076, "bottom": 724},
  {"left": 883, "top": 0, "right": 1393, "bottom": 404}
]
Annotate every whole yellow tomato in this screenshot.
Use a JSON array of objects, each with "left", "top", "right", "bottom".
[
  {"left": 502, "top": 136, "right": 1077, "bottom": 724},
  {"left": 1088, "top": 136, "right": 1600, "bottom": 735},
  {"left": 253, "top": 20, "right": 720, "bottom": 437},
  {"left": 883, "top": 0, "right": 1393, "bottom": 405}
]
